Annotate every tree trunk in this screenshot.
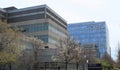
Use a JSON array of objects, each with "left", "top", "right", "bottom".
[
  {"left": 65, "top": 62, "right": 68, "bottom": 70},
  {"left": 76, "top": 63, "right": 78, "bottom": 70},
  {"left": 58, "top": 67, "right": 60, "bottom": 70},
  {"left": 34, "top": 62, "right": 38, "bottom": 70},
  {"left": 34, "top": 51, "right": 38, "bottom": 70},
  {"left": 45, "top": 62, "right": 46, "bottom": 70},
  {"left": 9, "top": 63, "right": 11, "bottom": 70},
  {"left": 83, "top": 64, "right": 85, "bottom": 70},
  {"left": 27, "top": 64, "right": 30, "bottom": 70}
]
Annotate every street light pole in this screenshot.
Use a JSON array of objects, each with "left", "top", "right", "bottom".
[
  {"left": 84, "top": 47, "right": 88, "bottom": 70},
  {"left": 86, "top": 59, "right": 89, "bottom": 70}
]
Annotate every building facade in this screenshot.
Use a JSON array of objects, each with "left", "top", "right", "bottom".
[
  {"left": 1, "top": 5, "right": 68, "bottom": 48},
  {"left": 67, "top": 21, "right": 109, "bottom": 58},
  {"left": 0, "top": 8, "right": 6, "bottom": 22},
  {"left": 81, "top": 44, "right": 100, "bottom": 62}
]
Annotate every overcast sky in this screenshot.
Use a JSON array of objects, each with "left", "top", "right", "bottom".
[{"left": 0, "top": 0, "right": 120, "bottom": 60}]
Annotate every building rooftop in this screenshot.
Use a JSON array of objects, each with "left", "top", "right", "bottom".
[
  {"left": 0, "top": 8, "right": 6, "bottom": 12},
  {"left": 4, "top": 4, "right": 67, "bottom": 24},
  {"left": 69, "top": 21, "right": 105, "bottom": 25}
]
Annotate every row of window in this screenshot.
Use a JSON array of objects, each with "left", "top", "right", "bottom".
[
  {"left": 68, "top": 23, "right": 105, "bottom": 29},
  {"left": 19, "top": 23, "right": 48, "bottom": 32},
  {"left": 8, "top": 13, "right": 45, "bottom": 23},
  {"left": 18, "top": 22, "right": 66, "bottom": 44},
  {"left": 68, "top": 29, "right": 106, "bottom": 34},
  {"left": 71, "top": 33, "right": 106, "bottom": 36},
  {"left": 19, "top": 23, "right": 66, "bottom": 38},
  {"left": 46, "top": 8, "right": 67, "bottom": 26},
  {"left": 69, "top": 30, "right": 106, "bottom": 35},
  {"left": 74, "top": 35, "right": 106, "bottom": 39},
  {"left": 49, "top": 23, "right": 67, "bottom": 37},
  {"left": 8, "top": 8, "right": 45, "bottom": 16},
  {"left": 34, "top": 35, "right": 58, "bottom": 44},
  {"left": 34, "top": 35, "right": 48, "bottom": 43}
]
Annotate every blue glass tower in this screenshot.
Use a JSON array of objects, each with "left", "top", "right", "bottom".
[{"left": 67, "top": 21, "right": 109, "bottom": 58}]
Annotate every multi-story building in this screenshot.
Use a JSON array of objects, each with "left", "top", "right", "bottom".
[
  {"left": 67, "top": 21, "right": 109, "bottom": 58},
  {"left": 0, "top": 8, "right": 6, "bottom": 22},
  {"left": 81, "top": 44, "right": 100, "bottom": 63},
  {"left": 2, "top": 5, "right": 68, "bottom": 48}
]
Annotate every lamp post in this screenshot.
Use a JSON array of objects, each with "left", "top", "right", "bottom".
[
  {"left": 84, "top": 47, "right": 89, "bottom": 70},
  {"left": 86, "top": 59, "right": 88, "bottom": 70},
  {"left": 84, "top": 55, "right": 88, "bottom": 70}
]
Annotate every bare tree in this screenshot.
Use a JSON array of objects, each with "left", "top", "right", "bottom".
[
  {"left": 117, "top": 49, "right": 120, "bottom": 66},
  {"left": 72, "top": 44, "right": 84, "bottom": 70},
  {"left": 31, "top": 37, "right": 43, "bottom": 70},
  {"left": 116, "top": 43, "right": 120, "bottom": 68},
  {"left": 102, "top": 52, "right": 114, "bottom": 65},
  {"left": 0, "top": 22, "right": 23, "bottom": 70},
  {"left": 52, "top": 37, "right": 78, "bottom": 70},
  {"left": 21, "top": 36, "right": 44, "bottom": 70},
  {"left": 100, "top": 52, "right": 114, "bottom": 70}
]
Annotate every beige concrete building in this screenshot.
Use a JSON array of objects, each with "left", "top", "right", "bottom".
[{"left": 1, "top": 5, "right": 68, "bottom": 48}]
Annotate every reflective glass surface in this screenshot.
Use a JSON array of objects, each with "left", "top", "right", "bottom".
[
  {"left": 19, "top": 22, "right": 66, "bottom": 44},
  {"left": 18, "top": 22, "right": 48, "bottom": 32},
  {"left": 68, "top": 22, "right": 108, "bottom": 58}
]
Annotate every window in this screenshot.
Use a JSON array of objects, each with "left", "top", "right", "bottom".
[{"left": 19, "top": 23, "right": 48, "bottom": 32}]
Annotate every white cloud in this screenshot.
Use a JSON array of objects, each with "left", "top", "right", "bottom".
[{"left": 70, "top": 0, "right": 107, "bottom": 10}]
